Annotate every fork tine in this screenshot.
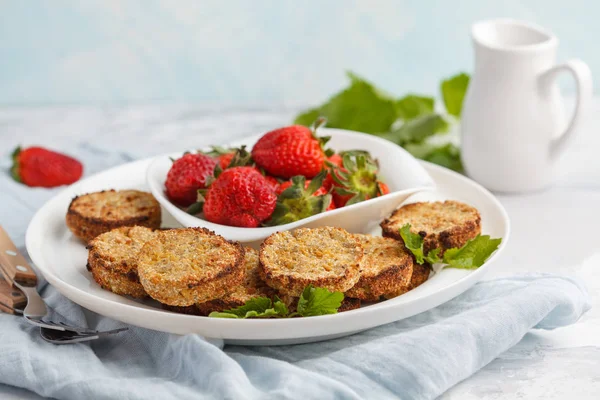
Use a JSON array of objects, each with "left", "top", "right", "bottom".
[
  {"left": 40, "top": 326, "right": 128, "bottom": 344},
  {"left": 26, "top": 316, "right": 98, "bottom": 334},
  {"left": 56, "top": 321, "right": 97, "bottom": 334},
  {"left": 25, "top": 316, "right": 66, "bottom": 331}
]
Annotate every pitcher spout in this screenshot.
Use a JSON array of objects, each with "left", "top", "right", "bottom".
[{"left": 472, "top": 19, "right": 557, "bottom": 53}]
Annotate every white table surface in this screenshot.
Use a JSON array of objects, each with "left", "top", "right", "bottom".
[{"left": 0, "top": 103, "right": 599, "bottom": 399}]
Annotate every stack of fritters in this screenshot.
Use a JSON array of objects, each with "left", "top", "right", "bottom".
[
  {"left": 81, "top": 191, "right": 482, "bottom": 315},
  {"left": 381, "top": 200, "right": 481, "bottom": 256},
  {"left": 137, "top": 228, "right": 245, "bottom": 306},
  {"left": 163, "top": 247, "right": 276, "bottom": 316},
  {"left": 345, "top": 234, "right": 414, "bottom": 302},
  {"left": 260, "top": 227, "right": 363, "bottom": 297},
  {"left": 87, "top": 226, "right": 157, "bottom": 298}
]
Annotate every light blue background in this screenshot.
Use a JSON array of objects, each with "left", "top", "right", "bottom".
[{"left": 0, "top": 0, "right": 595, "bottom": 106}]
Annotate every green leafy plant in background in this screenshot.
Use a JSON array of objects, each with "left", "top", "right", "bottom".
[{"left": 294, "top": 72, "right": 470, "bottom": 172}]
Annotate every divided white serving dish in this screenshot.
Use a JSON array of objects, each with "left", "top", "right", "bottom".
[{"left": 146, "top": 128, "right": 435, "bottom": 243}]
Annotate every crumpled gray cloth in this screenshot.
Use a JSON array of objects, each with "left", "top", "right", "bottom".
[{"left": 0, "top": 273, "right": 590, "bottom": 400}]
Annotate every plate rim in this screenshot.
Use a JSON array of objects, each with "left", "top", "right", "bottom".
[{"left": 25, "top": 157, "right": 510, "bottom": 341}]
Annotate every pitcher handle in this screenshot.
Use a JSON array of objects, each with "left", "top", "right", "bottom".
[{"left": 539, "top": 59, "right": 592, "bottom": 159}]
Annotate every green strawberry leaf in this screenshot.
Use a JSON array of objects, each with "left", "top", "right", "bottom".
[
  {"left": 10, "top": 146, "right": 22, "bottom": 183},
  {"left": 227, "top": 145, "right": 253, "bottom": 168},
  {"left": 306, "top": 170, "right": 326, "bottom": 194},
  {"left": 186, "top": 201, "right": 203, "bottom": 215},
  {"left": 441, "top": 72, "right": 470, "bottom": 117},
  {"left": 266, "top": 171, "right": 331, "bottom": 226},
  {"left": 202, "top": 145, "right": 232, "bottom": 156}
]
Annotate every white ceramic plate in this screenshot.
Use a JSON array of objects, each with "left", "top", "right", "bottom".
[
  {"left": 147, "top": 128, "right": 435, "bottom": 243},
  {"left": 26, "top": 157, "right": 509, "bottom": 345}
]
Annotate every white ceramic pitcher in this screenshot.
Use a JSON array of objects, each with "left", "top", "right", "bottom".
[{"left": 461, "top": 19, "right": 592, "bottom": 192}]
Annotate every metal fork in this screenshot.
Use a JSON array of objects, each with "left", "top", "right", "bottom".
[{"left": 0, "top": 225, "right": 127, "bottom": 343}]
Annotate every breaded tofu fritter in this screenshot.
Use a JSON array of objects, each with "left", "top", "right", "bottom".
[
  {"left": 196, "top": 247, "right": 274, "bottom": 315},
  {"left": 88, "top": 262, "right": 148, "bottom": 298},
  {"left": 383, "top": 263, "right": 431, "bottom": 300},
  {"left": 86, "top": 226, "right": 157, "bottom": 298},
  {"left": 163, "top": 248, "right": 276, "bottom": 316},
  {"left": 345, "top": 234, "right": 414, "bottom": 301},
  {"left": 260, "top": 227, "right": 363, "bottom": 297},
  {"left": 137, "top": 228, "right": 245, "bottom": 306},
  {"left": 67, "top": 189, "right": 161, "bottom": 242},
  {"left": 381, "top": 200, "right": 481, "bottom": 255}
]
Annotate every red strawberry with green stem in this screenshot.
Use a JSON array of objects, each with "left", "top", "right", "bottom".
[
  {"left": 263, "top": 175, "right": 280, "bottom": 193},
  {"left": 267, "top": 170, "right": 333, "bottom": 226},
  {"left": 202, "top": 166, "right": 277, "bottom": 228},
  {"left": 165, "top": 153, "right": 217, "bottom": 207},
  {"left": 251, "top": 118, "right": 332, "bottom": 179},
  {"left": 330, "top": 153, "right": 389, "bottom": 207},
  {"left": 11, "top": 146, "right": 83, "bottom": 188}
]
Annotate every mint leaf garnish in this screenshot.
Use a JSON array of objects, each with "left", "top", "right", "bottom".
[
  {"left": 399, "top": 223, "right": 425, "bottom": 264},
  {"left": 209, "top": 296, "right": 288, "bottom": 319},
  {"left": 442, "top": 235, "right": 503, "bottom": 269},
  {"left": 209, "top": 287, "right": 343, "bottom": 319},
  {"left": 399, "top": 223, "right": 501, "bottom": 270},
  {"left": 296, "top": 285, "right": 344, "bottom": 317},
  {"left": 424, "top": 248, "right": 442, "bottom": 265}
]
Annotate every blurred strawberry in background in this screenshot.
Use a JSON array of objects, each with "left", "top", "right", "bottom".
[{"left": 11, "top": 146, "right": 83, "bottom": 188}]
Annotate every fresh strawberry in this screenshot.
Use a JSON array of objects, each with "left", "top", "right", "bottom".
[
  {"left": 165, "top": 153, "right": 217, "bottom": 207},
  {"left": 326, "top": 153, "right": 343, "bottom": 168},
  {"left": 267, "top": 170, "right": 333, "bottom": 225},
  {"left": 263, "top": 175, "right": 280, "bottom": 193},
  {"left": 378, "top": 182, "right": 390, "bottom": 196},
  {"left": 331, "top": 153, "right": 389, "bottom": 207},
  {"left": 217, "top": 152, "right": 235, "bottom": 169},
  {"left": 11, "top": 146, "right": 83, "bottom": 188},
  {"left": 203, "top": 167, "right": 277, "bottom": 227},
  {"left": 251, "top": 118, "right": 330, "bottom": 179}
]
